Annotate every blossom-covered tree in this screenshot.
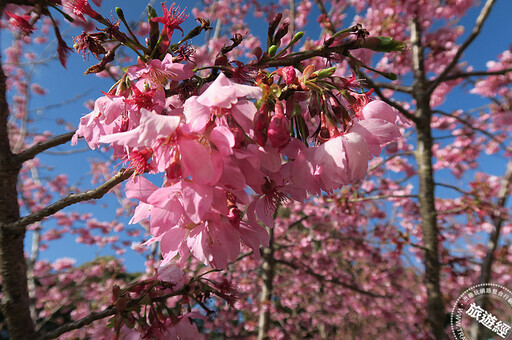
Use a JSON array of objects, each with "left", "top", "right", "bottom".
[{"left": 0, "top": 0, "right": 510, "bottom": 339}]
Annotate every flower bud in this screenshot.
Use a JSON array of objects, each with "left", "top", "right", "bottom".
[
  {"left": 147, "top": 5, "right": 160, "bottom": 51},
  {"left": 363, "top": 36, "right": 408, "bottom": 52},
  {"left": 291, "top": 31, "right": 304, "bottom": 44},
  {"left": 314, "top": 66, "right": 337, "bottom": 79},
  {"left": 268, "top": 45, "right": 278, "bottom": 57},
  {"left": 277, "top": 66, "right": 296, "bottom": 85},
  {"left": 115, "top": 7, "right": 125, "bottom": 20},
  {"left": 274, "top": 21, "right": 289, "bottom": 44},
  {"left": 268, "top": 13, "right": 283, "bottom": 43},
  {"left": 268, "top": 102, "right": 290, "bottom": 148}
]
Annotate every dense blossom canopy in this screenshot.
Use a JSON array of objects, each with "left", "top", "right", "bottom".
[{"left": 0, "top": 0, "right": 510, "bottom": 338}]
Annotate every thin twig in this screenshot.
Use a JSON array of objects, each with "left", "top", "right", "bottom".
[
  {"left": 434, "top": 110, "right": 512, "bottom": 153},
  {"left": 368, "top": 151, "right": 414, "bottom": 172},
  {"left": 372, "top": 81, "right": 412, "bottom": 94},
  {"left": 440, "top": 67, "right": 512, "bottom": 83},
  {"left": 428, "top": 0, "right": 497, "bottom": 94},
  {"left": 255, "top": 26, "right": 374, "bottom": 68},
  {"left": 361, "top": 74, "right": 416, "bottom": 122},
  {"left": 434, "top": 182, "right": 472, "bottom": 196},
  {"left": 348, "top": 194, "right": 417, "bottom": 202},
  {"left": 275, "top": 258, "right": 391, "bottom": 298}
]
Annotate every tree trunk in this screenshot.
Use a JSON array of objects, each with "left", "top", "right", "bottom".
[
  {"left": 0, "top": 52, "right": 36, "bottom": 339},
  {"left": 257, "top": 228, "right": 275, "bottom": 340},
  {"left": 411, "top": 18, "right": 445, "bottom": 339},
  {"left": 415, "top": 113, "right": 445, "bottom": 339}
]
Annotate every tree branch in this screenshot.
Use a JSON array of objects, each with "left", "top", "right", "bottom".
[
  {"left": 257, "top": 228, "right": 275, "bottom": 340},
  {"left": 14, "top": 131, "right": 76, "bottom": 164},
  {"left": 361, "top": 74, "right": 416, "bottom": 122},
  {"left": 348, "top": 194, "right": 417, "bottom": 202},
  {"left": 5, "top": 169, "right": 135, "bottom": 232},
  {"left": 440, "top": 67, "right": 512, "bottom": 83},
  {"left": 434, "top": 110, "right": 512, "bottom": 153},
  {"left": 434, "top": 182, "right": 472, "bottom": 196},
  {"left": 275, "top": 258, "right": 391, "bottom": 298},
  {"left": 256, "top": 25, "right": 373, "bottom": 68},
  {"left": 368, "top": 152, "right": 415, "bottom": 172},
  {"left": 39, "top": 307, "right": 117, "bottom": 340},
  {"left": 428, "top": 0, "right": 497, "bottom": 93},
  {"left": 372, "top": 81, "right": 412, "bottom": 94}
]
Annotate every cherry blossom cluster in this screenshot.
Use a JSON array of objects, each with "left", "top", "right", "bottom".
[{"left": 71, "top": 2, "right": 405, "bottom": 270}]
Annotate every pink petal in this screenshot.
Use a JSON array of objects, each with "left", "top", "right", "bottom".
[
  {"left": 129, "top": 202, "right": 152, "bottom": 224},
  {"left": 230, "top": 98, "right": 258, "bottom": 131},
  {"left": 314, "top": 137, "right": 348, "bottom": 189},
  {"left": 196, "top": 73, "right": 261, "bottom": 108},
  {"left": 183, "top": 96, "right": 211, "bottom": 132},
  {"left": 125, "top": 176, "right": 157, "bottom": 202},
  {"left": 219, "top": 158, "right": 247, "bottom": 191},
  {"left": 136, "top": 108, "right": 181, "bottom": 143},
  {"left": 187, "top": 225, "right": 208, "bottom": 265},
  {"left": 147, "top": 184, "right": 182, "bottom": 207},
  {"left": 196, "top": 73, "right": 237, "bottom": 108},
  {"left": 99, "top": 125, "right": 142, "bottom": 147},
  {"left": 351, "top": 119, "right": 401, "bottom": 156},
  {"left": 149, "top": 202, "right": 185, "bottom": 235},
  {"left": 362, "top": 100, "right": 398, "bottom": 123},
  {"left": 239, "top": 221, "right": 269, "bottom": 257},
  {"left": 181, "top": 183, "right": 213, "bottom": 224},
  {"left": 342, "top": 132, "right": 369, "bottom": 181},
  {"left": 169, "top": 62, "right": 195, "bottom": 81},
  {"left": 160, "top": 227, "right": 188, "bottom": 263},
  {"left": 209, "top": 126, "right": 235, "bottom": 155},
  {"left": 178, "top": 140, "right": 216, "bottom": 184},
  {"left": 255, "top": 197, "right": 274, "bottom": 228}
]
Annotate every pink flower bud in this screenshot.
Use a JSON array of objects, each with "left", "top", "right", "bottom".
[
  {"left": 277, "top": 66, "right": 296, "bottom": 85},
  {"left": 267, "top": 102, "right": 290, "bottom": 148}
]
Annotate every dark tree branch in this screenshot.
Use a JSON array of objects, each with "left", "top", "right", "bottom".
[
  {"left": 39, "top": 307, "right": 117, "bottom": 340},
  {"left": 257, "top": 228, "right": 275, "bottom": 340},
  {"left": 434, "top": 182, "right": 472, "bottom": 196},
  {"left": 440, "top": 67, "right": 512, "bottom": 83},
  {"left": 14, "top": 131, "right": 76, "bottom": 164},
  {"left": 410, "top": 16, "right": 445, "bottom": 339},
  {"left": 256, "top": 25, "right": 375, "bottom": 69},
  {"left": 39, "top": 277, "right": 193, "bottom": 339},
  {"left": 5, "top": 169, "right": 135, "bottom": 232},
  {"left": 275, "top": 258, "right": 391, "bottom": 298},
  {"left": 348, "top": 194, "right": 417, "bottom": 202},
  {"left": 428, "top": 0, "right": 497, "bottom": 93},
  {"left": 0, "top": 48, "right": 36, "bottom": 339}
]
